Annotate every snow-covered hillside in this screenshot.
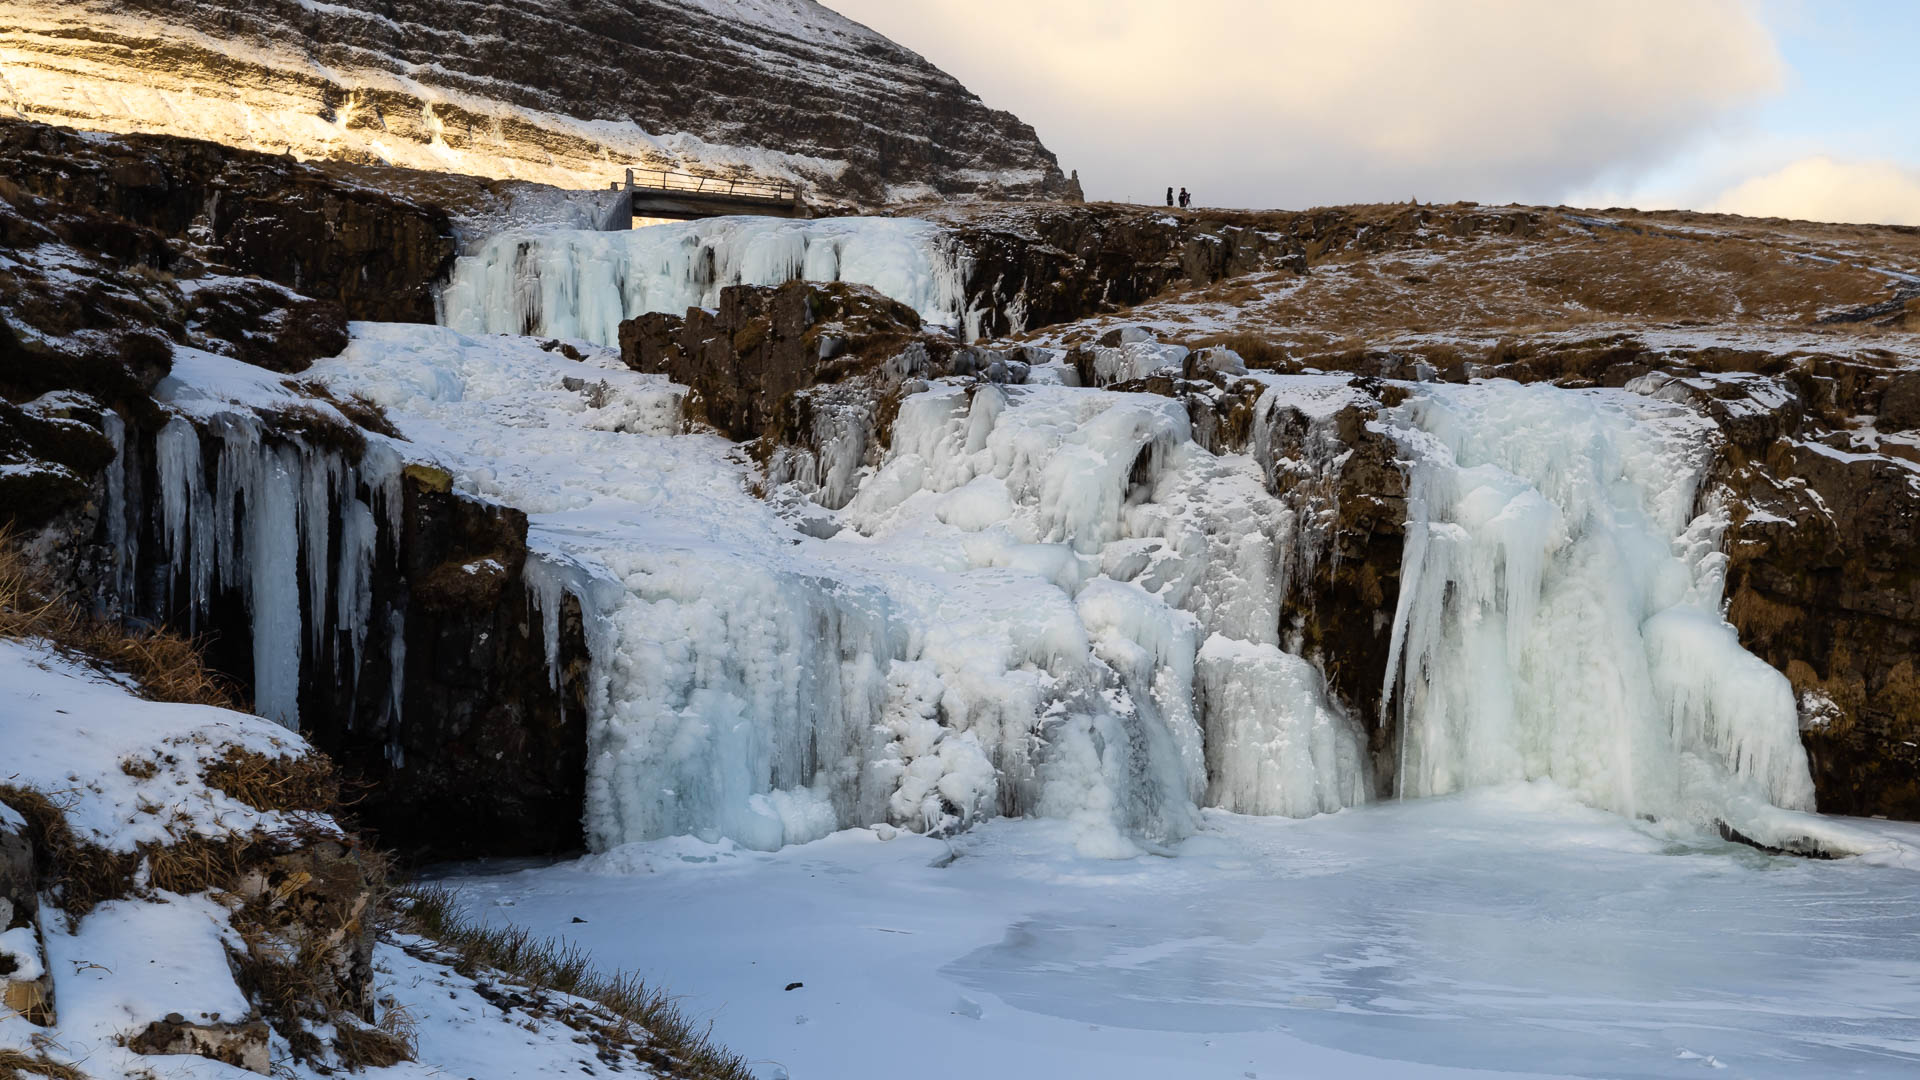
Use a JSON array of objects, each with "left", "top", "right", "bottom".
[
  {"left": 0, "top": 638, "right": 744, "bottom": 1079},
  {"left": 0, "top": 0, "right": 1078, "bottom": 203}
]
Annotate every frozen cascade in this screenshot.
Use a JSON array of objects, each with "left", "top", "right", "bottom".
[
  {"left": 311, "top": 326, "right": 1375, "bottom": 857},
  {"left": 1381, "top": 380, "right": 1818, "bottom": 844},
  {"left": 438, "top": 216, "right": 972, "bottom": 346},
  {"left": 145, "top": 356, "right": 406, "bottom": 731}
]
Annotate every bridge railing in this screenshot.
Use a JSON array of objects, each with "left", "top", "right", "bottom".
[{"left": 623, "top": 168, "right": 800, "bottom": 203}]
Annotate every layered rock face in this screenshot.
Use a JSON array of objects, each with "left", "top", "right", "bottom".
[
  {"left": 0, "top": 120, "right": 591, "bottom": 858},
  {"left": 0, "top": 0, "right": 1079, "bottom": 205}
]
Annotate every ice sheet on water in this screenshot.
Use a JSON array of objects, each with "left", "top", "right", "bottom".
[{"left": 439, "top": 795, "right": 1920, "bottom": 1080}]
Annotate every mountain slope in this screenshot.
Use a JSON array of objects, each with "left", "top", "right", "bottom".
[{"left": 0, "top": 0, "right": 1080, "bottom": 204}]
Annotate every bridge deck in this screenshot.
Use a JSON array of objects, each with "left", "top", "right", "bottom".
[{"left": 618, "top": 168, "right": 809, "bottom": 221}]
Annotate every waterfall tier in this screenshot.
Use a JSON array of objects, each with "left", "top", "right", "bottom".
[{"left": 438, "top": 218, "right": 974, "bottom": 346}]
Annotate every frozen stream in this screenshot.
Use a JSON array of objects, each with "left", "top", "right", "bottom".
[{"left": 438, "top": 784, "right": 1920, "bottom": 1080}]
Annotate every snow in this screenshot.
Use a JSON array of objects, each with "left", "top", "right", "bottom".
[
  {"left": 437, "top": 788, "right": 1920, "bottom": 1080},
  {"left": 40, "top": 894, "right": 250, "bottom": 1045},
  {"left": 0, "top": 640, "right": 330, "bottom": 851},
  {"left": 664, "top": 0, "right": 891, "bottom": 45},
  {"left": 438, "top": 216, "right": 971, "bottom": 344},
  {"left": 0, "top": 927, "right": 41, "bottom": 982}
]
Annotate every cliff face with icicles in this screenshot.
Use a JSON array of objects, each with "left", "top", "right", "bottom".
[
  {"left": 0, "top": 0, "right": 1080, "bottom": 205},
  {"left": 6, "top": 119, "right": 1920, "bottom": 872}
]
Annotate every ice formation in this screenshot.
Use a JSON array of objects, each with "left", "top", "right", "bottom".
[
  {"left": 438, "top": 217, "right": 972, "bottom": 346},
  {"left": 1380, "top": 381, "right": 1818, "bottom": 843},
  {"left": 132, "top": 278, "right": 1826, "bottom": 855},
  {"left": 305, "top": 326, "right": 1373, "bottom": 856},
  {"left": 144, "top": 349, "right": 405, "bottom": 730}
]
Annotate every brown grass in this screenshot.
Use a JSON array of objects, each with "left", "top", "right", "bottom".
[
  {"left": 1188, "top": 333, "right": 1293, "bottom": 370},
  {"left": 1039, "top": 206, "right": 1920, "bottom": 359},
  {"left": 289, "top": 380, "right": 406, "bottom": 441},
  {"left": 394, "top": 886, "right": 754, "bottom": 1080},
  {"left": 202, "top": 746, "right": 343, "bottom": 815},
  {"left": 0, "top": 1049, "right": 86, "bottom": 1080},
  {"left": 0, "top": 530, "right": 239, "bottom": 709},
  {"left": 0, "top": 785, "right": 286, "bottom": 922}
]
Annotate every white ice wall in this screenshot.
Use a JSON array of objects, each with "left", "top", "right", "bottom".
[
  {"left": 1380, "top": 380, "right": 1817, "bottom": 844},
  {"left": 438, "top": 217, "right": 971, "bottom": 346},
  {"left": 308, "top": 328, "right": 1376, "bottom": 857}
]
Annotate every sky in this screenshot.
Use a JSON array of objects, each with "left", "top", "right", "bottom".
[{"left": 819, "top": 0, "right": 1920, "bottom": 224}]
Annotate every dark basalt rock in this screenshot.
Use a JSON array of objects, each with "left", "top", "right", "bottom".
[
  {"left": 0, "top": 119, "right": 455, "bottom": 324},
  {"left": 621, "top": 280, "right": 934, "bottom": 443},
  {"left": 1, "top": 122, "right": 585, "bottom": 857}
]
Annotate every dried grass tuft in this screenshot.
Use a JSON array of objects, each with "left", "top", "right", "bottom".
[
  {"left": 202, "top": 746, "right": 342, "bottom": 815},
  {"left": 0, "top": 1048, "right": 86, "bottom": 1080},
  {"left": 0, "top": 529, "right": 239, "bottom": 709},
  {"left": 394, "top": 886, "right": 754, "bottom": 1080}
]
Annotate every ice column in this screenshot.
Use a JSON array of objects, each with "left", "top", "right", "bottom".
[{"left": 1380, "top": 380, "right": 1816, "bottom": 830}]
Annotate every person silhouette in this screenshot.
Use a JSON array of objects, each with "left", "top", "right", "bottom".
[
  {"left": 1178, "top": 187, "right": 1191, "bottom": 208},
  {"left": 1167, "top": 187, "right": 1175, "bottom": 207}
]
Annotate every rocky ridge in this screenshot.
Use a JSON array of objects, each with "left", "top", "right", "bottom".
[{"left": 0, "top": 0, "right": 1080, "bottom": 206}]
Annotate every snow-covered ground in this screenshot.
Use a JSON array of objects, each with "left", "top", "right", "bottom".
[
  {"left": 0, "top": 637, "right": 707, "bottom": 1079},
  {"left": 439, "top": 785, "right": 1920, "bottom": 1080}
]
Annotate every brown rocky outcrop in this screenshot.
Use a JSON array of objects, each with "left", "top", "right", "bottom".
[
  {"left": 1260, "top": 393, "right": 1409, "bottom": 773},
  {"left": 128, "top": 1017, "right": 272, "bottom": 1074},
  {"left": 621, "top": 280, "right": 932, "bottom": 443},
  {"left": 1, "top": 119, "right": 589, "bottom": 858},
  {"left": 925, "top": 202, "right": 1543, "bottom": 341},
  {"left": 621, "top": 279, "right": 1041, "bottom": 512},
  {"left": 0, "top": 119, "right": 455, "bottom": 323}
]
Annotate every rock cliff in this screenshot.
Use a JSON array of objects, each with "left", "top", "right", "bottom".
[
  {"left": 0, "top": 0, "right": 1079, "bottom": 205},
  {"left": 1, "top": 119, "right": 591, "bottom": 858}
]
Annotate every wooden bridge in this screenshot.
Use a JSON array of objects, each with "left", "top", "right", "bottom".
[{"left": 616, "top": 168, "right": 809, "bottom": 222}]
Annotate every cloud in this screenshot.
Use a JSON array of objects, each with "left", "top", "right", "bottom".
[
  {"left": 822, "top": 0, "right": 1784, "bottom": 209},
  {"left": 1711, "top": 157, "right": 1920, "bottom": 226}
]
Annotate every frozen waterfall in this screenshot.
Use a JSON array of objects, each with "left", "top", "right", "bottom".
[
  {"left": 437, "top": 217, "right": 972, "bottom": 346},
  {"left": 1381, "top": 380, "right": 1818, "bottom": 845},
  {"left": 309, "top": 328, "right": 1376, "bottom": 857}
]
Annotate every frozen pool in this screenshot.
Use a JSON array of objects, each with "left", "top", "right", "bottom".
[{"left": 435, "top": 783, "right": 1920, "bottom": 1079}]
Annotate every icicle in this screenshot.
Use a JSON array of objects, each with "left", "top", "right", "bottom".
[
  {"left": 335, "top": 497, "right": 377, "bottom": 681},
  {"left": 102, "top": 412, "right": 130, "bottom": 606},
  {"left": 385, "top": 607, "right": 406, "bottom": 767},
  {"left": 248, "top": 443, "right": 304, "bottom": 730},
  {"left": 299, "top": 450, "right": 337, "bottom": 658}
]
